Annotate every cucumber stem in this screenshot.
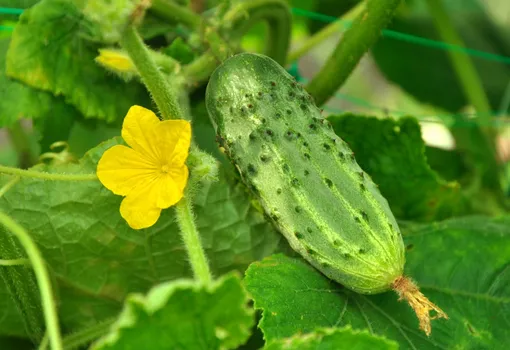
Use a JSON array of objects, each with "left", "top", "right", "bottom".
[
  {"left": 306, "top": 0, "right": 402, "bottom": 106},
  {"left": 392, "top": 276, "right": 448, "bottom": 336},
  {"left": 150, "top": 0, "right": 201, "bottom": 29},
  {"left": 121, "top": 8, "right": 213, "bottom": 285},
  {"left": 120, "top": 25, "right": 185, "bottom": 120},
  {"left": 175, "top": 195, "right": 212, "bottom": 285},
  {"left": 223, "top": 0, "right": 292, "bottom": 65},
  {"left": 286, "top": 1, "right": 366, "bottom": 65},
  {"left": 425, "top": 0, "right": 502, "bottom": 193}
]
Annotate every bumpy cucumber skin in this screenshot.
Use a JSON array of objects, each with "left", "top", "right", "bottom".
[{"left": 206, "top": 53, "right": 405, "bottom": 294}]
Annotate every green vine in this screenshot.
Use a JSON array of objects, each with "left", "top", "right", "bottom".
[
  {"left": 223, "top": 0, "right": 291, "bottom": 65},
  {"left": 306, "top": 0, "right": 402, "bottom": 106},
  {"left": 0, "top": 212, "right": 63, "bottom": 350},
  {"left": 425, "top": 0, "right": 502, "bottom": 194},
  {"left": 0, "top": 165, "right": 97, "bottom": 181},
  {"left": 120, "top": 25, "right": 185, "bottom": 121},
  {"left": 286, "top": 1, "right": 366, "bottom": 64},
  {"left": 150, "top": 0, "right": 201, "bottom": 29},
  {"left": 120, "top": 15, "right": 213, "bottom": 284}
]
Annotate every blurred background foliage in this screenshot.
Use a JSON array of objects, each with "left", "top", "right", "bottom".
[{"left": 1, "top": 0, "right": 510, "bottom": 189}]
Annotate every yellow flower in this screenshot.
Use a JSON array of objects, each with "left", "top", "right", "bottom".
[
  {"left": 97, "top": 105, "right": 191, "bottom": 229},
  {"left": 95, "top": 48, "right": 136, "bottom": 74}
]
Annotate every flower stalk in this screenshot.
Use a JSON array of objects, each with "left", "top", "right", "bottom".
[
  {"left": 175, "top": 195, "right": 212, "bottom": 285},
  {"left": 120, "top": 25, "right": 185, "bottom": 121},
  {"left": 120, "top": 18, "right": 213, "bottom": 283}
]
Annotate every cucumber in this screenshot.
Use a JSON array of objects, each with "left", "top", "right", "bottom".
[{"left": 205, "top": 52, "right": 447, "bottom": 335}]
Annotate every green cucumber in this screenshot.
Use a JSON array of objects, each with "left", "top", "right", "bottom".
[{"left": 205, "top": 52, "right": 447, "bottom": 335}]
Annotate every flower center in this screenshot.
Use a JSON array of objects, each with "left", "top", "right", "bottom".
[{"left": 161, "top": 165, "right": 170, "bottom": 173}]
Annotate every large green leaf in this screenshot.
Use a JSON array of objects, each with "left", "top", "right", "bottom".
[
  {"left": 0, "top": 38, "right": 78, "bottom": 129},
  {"left": 424, "top": 146, "right": 467, "bottom": 182},
  {"left": 372, "top": 0, "right": 510, "bottom": 112},
  {"left": 5, "top": 0, "right": 151, "bottom": 122},
  {"left": 91, "top": 273, "right": 254, "bottom": 350},
  {"left": 0, "top": 0, "right": 38, "bottom": 22},
  {"left": 329, "top": 114, "right": 467, "bottom": 221},
  {"left": 265, "top": 326, "right": 397, "bottom": 350},
  {"left": 0, "top": 284, "right": 31, "bottom": 337},
  {"left": 245, "top": 216, "right": 510, "bottom": 349},
  {"left": 0, "top": 37, "right": 84, "bottom": 154},
  {"left": 0, "top": 137, "right": 282, "bottom": 337}
]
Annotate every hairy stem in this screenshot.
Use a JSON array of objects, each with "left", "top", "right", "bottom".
[
  {"left": 150, "top": 0, "right": 201, "bottom": 29},
  {"left": 0, "top": 165, "right": 97, "bottom": 181},
  {"left": 286, "top": 1, "right": 366, "bottom": 64},
  {"left": 123, "top": 9, "right": 212, "bottom": 285},
  {"left": 426, "top": 0, "right": 501, "bottom": 191},
  {"left": 223, "top": 0, "right": 291, "bottom": 65},
  {"left": 306, "top": 0, "right": 402, "bottom": 106},
  {"left": 175, "top": 195, "right": 212, "bottom": 285},
  {"left": 0, "top": 211, "right": 62, "bottom": 350},
  {"left": 121, "top": 25, "right": 185, "bottom": 120}
]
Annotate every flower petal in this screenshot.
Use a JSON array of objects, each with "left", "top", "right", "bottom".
[
  {"left": 156, "top": 165, "right": 189, "bottom": 208},
  {"left": 121, "top": 105, "right": 162, "bottom": 161},
  {"left": 155, "top": 120, "right": 191, "bottom": 165},
  {"left": 119, "top": 176, "right": 163, "bottom": 229},
  {"left": 120, "top": 195, "right": 162, "bottom": 230},
  {"left": 97, "top": 145, "right": 157, "bottom": 196}
]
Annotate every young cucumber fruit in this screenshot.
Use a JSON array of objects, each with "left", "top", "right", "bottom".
[{"left": 205, "top": 53, "right": 447, "bottom": 335}]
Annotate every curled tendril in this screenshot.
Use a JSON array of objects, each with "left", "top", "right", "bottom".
[{"left": 38, "top": 141, "right": 77, "bottom": 165}]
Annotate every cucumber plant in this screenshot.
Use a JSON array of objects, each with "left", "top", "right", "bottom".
[{"left": 206, "top": 52, "right": 447, "bottom": 336}]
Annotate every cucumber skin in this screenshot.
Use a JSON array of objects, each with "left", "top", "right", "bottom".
[{"left": 206, "top": 53, "right": 405, "bottom": 294}]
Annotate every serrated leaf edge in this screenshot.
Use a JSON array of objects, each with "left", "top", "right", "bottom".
[
  {"left": 90, "top": 271, "right": 254, "bottom": 349},
  {"left": 265, "top": 325, "right": 399, "bottom": 349}
]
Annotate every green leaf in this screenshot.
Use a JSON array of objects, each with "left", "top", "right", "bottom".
[
  {"left": 0, "top": 38, "right": 75, "bottom": 129},
  {"left": 371, "top": 0, "right": 510, "bottom": 112},
  {"left": 91, "top": 273, "right": 254, "bottom": 350},
  {"left": 265, "top": 326, "right": 398, "bottom": 350},
  {"left": 0, "top": 336, "right": 32, "bottom": 350},
  {"left": 0, "top": 231, "right": 44, "bottom": 341},
  {"left": 163, "top": 37, "right": 197, "bottom": 64},
  {"left": 6, "top": 0, "right": 151, "bottom": 122},
  {"left": 425, "top": 146, "right": 468, "bottom": 182},
  {"left": 0, "top": 0, "right": 38, "bottom": 7},
  {"left": 245, "top": 216, "right": 510, "bottom": 349},
  {"left": 329, "top": 113, "right": 467, "bottom": 221},
  {"left": 0, "top": 137, "right": 282, "bottom": 336},
  {"left": 138, "top": 14, "right": 176, "bottom": 40},
  {"left": 0, "top": 37, "right": 83, "bottom": 153},
  {"left": 82, "top": 0, "right": 137, "bottom": 43},
  {"left": 66, "top": 118, "right": 121, "bottom": 158},
  {"left": 0, "top": 283, "right": 32, "bottom": 337}
]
